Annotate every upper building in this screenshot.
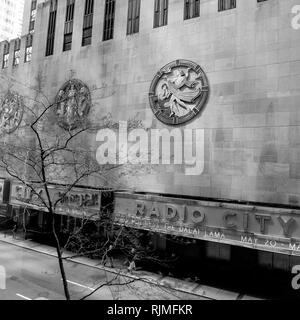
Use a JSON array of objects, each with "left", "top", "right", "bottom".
[
  {"left": 0, "top": 0, "right": 300, "bottom": 208},
  {"left": 0, "top": 0, "right": 25, "bottom": 41}
]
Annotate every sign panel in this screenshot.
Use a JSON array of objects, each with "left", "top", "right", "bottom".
[
  {"left": 10, "top": 181, "right": 102, "bottom": 220},
  {"left": 114, "top": 192, "right": 300, "bottom": 256}
]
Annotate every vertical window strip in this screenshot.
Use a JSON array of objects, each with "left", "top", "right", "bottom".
[
  {"left": 154, "top": 0, "right": 168, "bottom": 28},
  {"left": 109, "top": 0, "right": 115, "bottom": 39},
  {"left": 82, "top": 0, "right": 94, "bottom": 46},
  {"left": 103, "top": 0, "right": 116, "bottom": 41},
  {"left": 46, "top": 0, "right": 58, "bottom": 56},
  {"left": 2, "top": 43, "right": 10, "bottom": 69},
  {"left": 127, "top": 0, "right": 133, "bottom": 34},
  {"left": 29, "top": 0, "right": 37, "bottom": 32},
  {"left": 25, "top": 34, "right": 33, "bottom": 62},
  {"left": 218, "top": 0, "right": 236, "bottom": 11},
  {"left": 64, "top": 0, "right": 75, "bottom": 51},
  {"left": 13, "top": 39, "right": 21, "bottom": 66},
  {"left": 163, "top": 0, "right": 168, "bottom": 26},
  {"left": 184, "top": 0, "right": 200, "bottom": 20},
  {"left": 184, "top": 0, "right": 189, "bottom": 20},
  {"left": 154, "top": 0, "right": 159, "bottom": 27},
  {"left": 14, "top": 39, "right": 21, "bottom": 51},
  {"left": 127, "top": 0, "right": 140, "bottom": 35},
  {"left": 13, "top": 51, "right": 20, "bottom": 66},
  {"left": 31, "top": 0, "right": 37, "bottom": 11},
  {"left": 134, "top": 0, "right": 140, "bottom": 33},
  {"left": 159, "top": 0, "right": 163, "bottom": 26},
  {"left": 195, "top": 0, "right": 200, "bottom": 16}
]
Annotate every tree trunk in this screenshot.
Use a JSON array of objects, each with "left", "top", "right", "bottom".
[
  {"left": 52, "top": 213, "right": 71, "bottom": 300},
  {"left": 55, "top": 242, "right": 71, "bottom": 300}
]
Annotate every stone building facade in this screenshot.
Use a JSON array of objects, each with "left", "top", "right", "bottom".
[
  {"left": 1, "top": 0, "right": 300, "bottom": 277},
  {"left": 1, "top": 0, "right": 300, "bottom": 206}
]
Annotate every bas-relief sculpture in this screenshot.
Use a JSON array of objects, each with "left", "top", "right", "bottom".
[
  {"left": 0, "top": 91, "right": 24, "bottom": 134},
  {"left": 55, "top": 79, "right": 91, "bottom": 130},
  {"left": 149, "top": 60, "right": 209, "bottom": 126}
]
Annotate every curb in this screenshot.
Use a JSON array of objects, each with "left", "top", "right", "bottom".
[{"left": 0, "top": 235, "right": 215, "bottom": 300}]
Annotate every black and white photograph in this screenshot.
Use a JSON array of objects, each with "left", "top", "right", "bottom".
[{"left": 0, "top": 0, "right": 300, "bottom": 307}]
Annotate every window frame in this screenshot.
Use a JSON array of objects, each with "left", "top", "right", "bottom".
[
  {"left": 127, "top": 0, "right": 141, "bottom": 35},
  {"left": 153, "top": 0, "right": 168, "bottom": 28},
  {"left": 45, "top": 0, "right": 58, "bottom": 56},
  {"left": 184, "top": 0, "right": 200, "bottom": 20},
  {"left": 2, "top": 43, "right": 10, "bottom": 69},
  {"left": 25, "top": 34, "right": 33, "bottom": 63},
  {"left": 103, "top": 0, "right": 116, "bottom": 41},
  {"left": 218, "top": 0, "right": 236, "bottom": 12},
  {"left": 63, "top": 0, "right": 75, "bottom": 51},
  {"left": 82, "top": 0, "right": 94, "bottom": 46}
]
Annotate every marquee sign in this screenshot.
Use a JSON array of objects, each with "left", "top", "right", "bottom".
[
  {"left": 0, "top": 91, "right": 24, "bottom": 134},
  {"left": 114, "top": 192, "right": 300, "bottom": 256},
  {"left": 149, "top": 59, "right": 209, "bottom": 126},
  {"left": 10, "top": 181, "right": 102, "bottom": 220}
]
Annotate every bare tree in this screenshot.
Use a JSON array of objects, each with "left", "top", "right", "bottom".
[
  {"left": 0, "top": 73, "right": 127, "bottom": 299},
  {"left": 0, "top": 73, "right": 184, "bottom": 300}
]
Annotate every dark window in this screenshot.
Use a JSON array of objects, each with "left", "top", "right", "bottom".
[
  {"left": 103, "top": 0, "right": 116, "bottom": 41},
  {"left": 25, "top": 34, "right": 33, "bottom": 62},
  {"left": 64, "top": 0, "right": 75, "bottom": 51},
  {"left": 127, "top": 0, "right": 140, "bottom": 35},
  {"left": 184, "top": 0, "right": 200, "bottom": 20},
  {"left": 218, "top": 0, "right": 236, "bottom": 11},
  {"left": 29, "top": 0, "right": 37, "bottom": 33},
  {"left": 45, "top": 0, "right": 58, "bottom": 56},
  {"left": 154, "top": 0, "right": 168, "bottom": 28},
  {"left": 82, "top": 0, "right": 94, "bottom": 46},
  {"left": 13, "top": 39, "right": 21, "bottom": 66},
  {"left": 2, "top": 43, "right": 9, "bottom": 69}
]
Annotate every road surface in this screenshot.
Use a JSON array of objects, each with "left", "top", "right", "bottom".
[{"left": 0, "top": 241, "right": 206, "bottom": 300}]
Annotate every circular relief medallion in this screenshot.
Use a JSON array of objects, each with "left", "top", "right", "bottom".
[
  {"left": 55, "top": 79, "right": 91, "bottom": 130},
  {"left": 149, "top": 60, "right": 209, "bottom": 126},
  {"left": 0, "top": 91, "right": 24, "bottom": 134}
]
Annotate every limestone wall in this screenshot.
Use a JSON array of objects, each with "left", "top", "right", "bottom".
[{"left": 1, "top": 0, "right": 300, "bottom": 206}]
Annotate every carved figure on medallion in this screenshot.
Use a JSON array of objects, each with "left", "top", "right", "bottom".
[
  {"left": 55, "top": 80, "right": 91, "bottom": 130},
  {"left": 149, "top": 60, "right": 209, "bottom": 126},
  {"left": 0, "top": 91, "right": 24, "bottom": 134}
]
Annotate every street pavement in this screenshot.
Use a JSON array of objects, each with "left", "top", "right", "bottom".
[
  {"left": 0, "top": 240, "right": 209, "bottom": 300},
  {"left": 0, "top": 233, "right": 263, "bottom": 300}
]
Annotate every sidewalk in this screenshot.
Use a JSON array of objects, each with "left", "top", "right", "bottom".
[{"left": 0, "top": 232, "right": 262, "bottom": 300}]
